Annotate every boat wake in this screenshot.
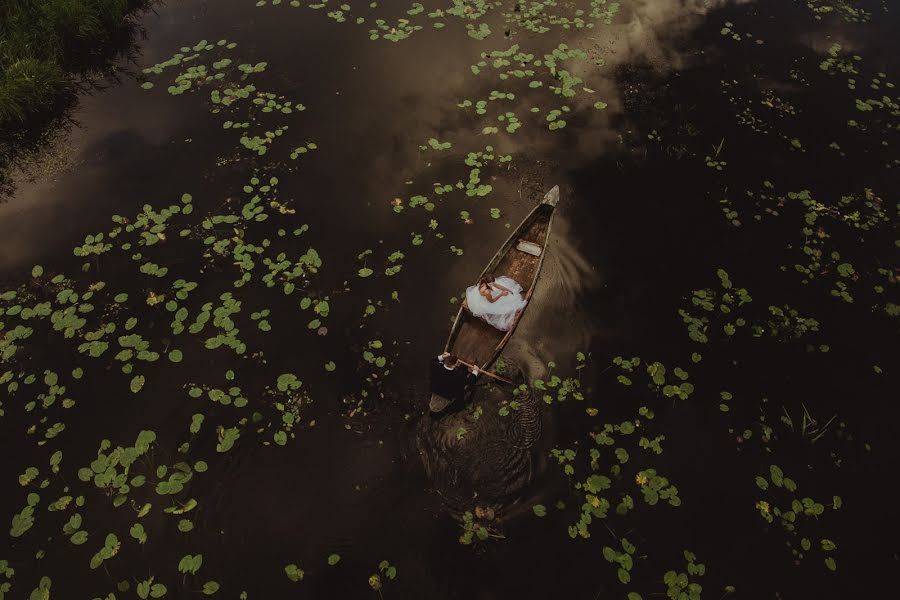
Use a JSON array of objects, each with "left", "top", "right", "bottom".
[{"left": 415, "top": 359, "right": 547, "bottom": 519}]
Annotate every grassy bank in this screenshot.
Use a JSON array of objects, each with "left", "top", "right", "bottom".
[{"left": 0, "top": 0, "right": 150, "bottom": 194}]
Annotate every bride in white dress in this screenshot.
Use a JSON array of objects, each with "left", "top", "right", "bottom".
[{"left": 463, "top": 275, "right": 528, "bottom": 331}]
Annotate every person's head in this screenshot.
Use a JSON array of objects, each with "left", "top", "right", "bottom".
[
  {"left": 478, "top": 276, "right": 495, "bottom": 298},
  {"left": 444, "top": 354, "right": 459, "bottom": 368}
]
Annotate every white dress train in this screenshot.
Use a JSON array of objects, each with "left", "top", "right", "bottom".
[{"left": 465, "top": 276, "right": 528, "bottom": 331}]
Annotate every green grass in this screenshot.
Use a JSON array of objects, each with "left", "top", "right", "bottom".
[
  {"left": 0, "top": 57, "right": 68, "bottom": 122},
  {"left": 0, "top": 0, "right": 150, "bottom": 195},
  {"left": 0, "top": 0, "right": 147, "bottom": 125}
]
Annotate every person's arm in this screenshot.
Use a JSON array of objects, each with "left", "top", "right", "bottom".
[
  {"left": 466, "top": 365, "right": 480, "bottom": 384},
  {"left": 490, "top": 283, "right": 510, "bottom": 300},
  {"left": 483, "top": 286, "right": 506, "bottom": 303}
]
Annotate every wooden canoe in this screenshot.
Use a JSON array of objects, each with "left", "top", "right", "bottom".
[{"left": 429, "top": 185, "right": 559, "bottom": 412}]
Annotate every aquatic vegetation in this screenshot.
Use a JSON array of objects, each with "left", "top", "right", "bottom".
[
  {"left": 284, "top": 563, "right": 304, "bottom": 581},
  {"left": 0, "top": 561, "right": 13, "bottom": 597},
  {"left": 536, "top": 356, "right": 679, "bottom": 542},
  {"left": 142, "top": 40, "right": 313, "bottom": 164},
  {"left": 770, "top": 188, "right": 896, "bottom": 310},
  {"left": 663, "top": 551, "right": 705, "bottom": 600},
  {"left": 817, "top": 45, "right": 897, "bottom": 144},
  {"left": 755, "top": 464, "right": 842, "bottom": 571},
  {"left": 501, "top": 0, "right": 620, "bottom": 34},
  {"left": 703, "top": 154, "right": 726, "bottom": 170},
  {"left": 422, "top": 137, "right": 452, "bottom": 151},
  {"left": 257, "top": 0, "right": 623, "bottom": 47},
  {"left": 461, "top": 43, "right": 608, "bottom": 137},
  {"left": 458, "top": 508, "right": 502, "bottom": 545},
  {"left": 602, "top": 538, "right": 637, "bottom": 584},
  {"left": 804, "top": 0, "right": 873, "bottom": 23},
  {"left": 0, "top": 41, "right": 341, "bottom": 593},
  {"left": 634, "top": 469, "right": 681, "bottom": 506},
  {"left": 759, "top": 304, "right": 820, "bottom": 341},
  {"left": 819, "top": 44, "right": 860, "bottom": 76},
  {"left": 369, "top": 17, "right": 423, "bottom": 42},
  {"left": 2, "top": 0, "right": 897, "bottom": 597},
  {"left": 677, "top": 269, "right": 753, "bottom": 343},
  {"left": 374, "top": 559, "right": 397, "bottom": 585},
  {"left": 135, "top": 577, "right": 167, "bottom": 598},
  {"left": 531, "top": 357, "right": 585, "bottom": 403}
]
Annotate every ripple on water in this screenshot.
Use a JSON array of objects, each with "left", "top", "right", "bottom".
[{"left": 415, "top": 360, "right": 546, "bottom": 518}]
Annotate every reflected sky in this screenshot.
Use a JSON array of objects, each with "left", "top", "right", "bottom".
[{"left": 1, "top": 0, "right": 745, "bottom": 274}]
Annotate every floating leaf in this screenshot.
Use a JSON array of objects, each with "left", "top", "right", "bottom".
[
  {"left": 202, "top": 581, "right": 220, "bottom": 595},
  {"left": 130, "top": 375, "right": 145, "bottom": 393},
  {"left": 178, "top": 554, "right": 204, "bottom": 575},
  {"left": 71, "top": 530, "right": 89, "bottom": 545},
  {"left": 285, "top": 564, "right": 304, "bottom": 582}
]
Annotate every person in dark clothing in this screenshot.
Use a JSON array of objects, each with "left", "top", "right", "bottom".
[{"left": 429, "top": 352, "right": 480, "bottom": 408}]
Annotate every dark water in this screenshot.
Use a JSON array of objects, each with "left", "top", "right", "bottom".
[{"left": 1, "top": 1, "right": 897, "bottom": 598}]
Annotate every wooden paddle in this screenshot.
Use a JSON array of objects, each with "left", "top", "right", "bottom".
[{"left": 454, "top": 358, "right": 514, "bottom": 385}]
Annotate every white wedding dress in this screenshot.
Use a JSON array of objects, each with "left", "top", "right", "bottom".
[{"left": 465, "top": 276, "right": 528, "bottom": 331}]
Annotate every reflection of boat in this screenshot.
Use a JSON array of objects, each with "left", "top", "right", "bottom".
[{"left": 429, "top": 185, "right": 560, "bottom": 413}]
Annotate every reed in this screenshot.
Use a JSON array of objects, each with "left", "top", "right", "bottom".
[
  {"left": 0, "top": 0, "right": 150, "bottom": 196},
  {"left": 0, "top": 0, "right": 147, "bottom": 126}
]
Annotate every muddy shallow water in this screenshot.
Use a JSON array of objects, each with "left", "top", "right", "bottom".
[{"left": 1, "top": 1, "right": 897, "bottom": 599}]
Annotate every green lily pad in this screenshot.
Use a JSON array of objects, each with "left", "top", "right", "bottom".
[{"left": 130, "top": 375, "right": 145, "bottom": 393}]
